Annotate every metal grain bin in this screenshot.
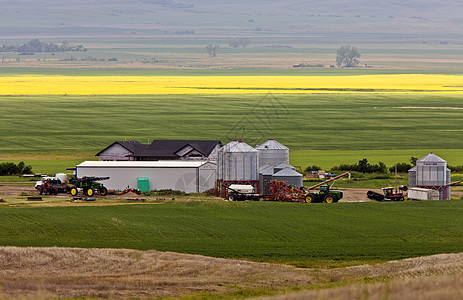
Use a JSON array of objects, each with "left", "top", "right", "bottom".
[
  {"left": 273, "top": 167, "right": 303, "bottom": 188},
  {"left": 255, "top": 139, "right": 289, "bottom": 167},
  {"left": 274, "top": 161, "right": 296, "bottom": 174},
  {"left": 259, "top": 164, "right": 274, "bottom": 195},
  {"left": 416, "top": 152, "right": 447, "bottom": 186},
  {"left": 222, "top": 141, "right": 259, "bottom": 181},
  {"left": 217, "top": 140, "right": 239, "bottom": 180},
  {"left": 408, "top": 166, "right": 417, "bottom": 187}
]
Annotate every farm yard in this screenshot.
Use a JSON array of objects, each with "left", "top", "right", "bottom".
[
  {"left": 1, "top": 0, "right": 463, "bottom": 298},
  {"left": 0, "top": 68, "right": 462, "bottom": 298}
]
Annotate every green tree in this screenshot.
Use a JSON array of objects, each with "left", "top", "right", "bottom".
[
  {"left": 336, "top": 45, "right": 361, "bottom": 67},
  {"left": 206, "top": 44, "right": 219, "bottom": 57}
]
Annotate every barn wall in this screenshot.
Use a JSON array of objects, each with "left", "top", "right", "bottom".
[
  {"left": 98, "top": 144, "right": 133, "bottom": 161},
  {"left": 76, "top": 163, "right": 216, "bottom": 193}
]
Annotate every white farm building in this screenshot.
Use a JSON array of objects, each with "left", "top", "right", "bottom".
[{"left": 76, "top": 161, "right": 217, "bottom": 193}]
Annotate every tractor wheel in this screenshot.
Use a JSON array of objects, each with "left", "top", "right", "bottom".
[
  {"left": 99, "top": 187, "right": 108, "bottom": 196},
  {"left": 70, "top": 187, "right": 78, "bottom": 196},
  {"left": 86, "top": 188, "right": 94, "bottom": 197},
  {"left": 38, "top": 186, "right": 43, "bottom": 195},
  {"left": 53, "top": 189, "right": 58, "bottom": 195},
  {"left": 324, "top": 194, "right": 336, "bottom": 203},
  {"left": 305, "top": 193, "right": 317, "bottom": 203}
]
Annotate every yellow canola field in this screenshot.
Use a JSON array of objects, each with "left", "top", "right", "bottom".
[{"left": 1, "top": 74, "right": 463, "bottom": 95}]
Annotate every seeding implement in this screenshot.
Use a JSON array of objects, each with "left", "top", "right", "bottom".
[{"left": 266, "top": 171, "right": 350, "bottom": 203}]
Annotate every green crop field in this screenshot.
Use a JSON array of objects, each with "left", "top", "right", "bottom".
[
  {"left": 1, "top": 93, "right": 463, "bottom": 152},
  {"left": 1, "top": 92, "right": 463, "bottom": 174},
  {"left": 1, "top": 201, "right": 463, "bottom": 267}
]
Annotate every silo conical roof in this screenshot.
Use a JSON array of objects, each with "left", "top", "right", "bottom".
[
  {"left": 220, "top": 140, "right": 239, "bottom": 152},
  {"left": 228, "top": 141, "right": 258, "bottom": 153},
  {"left": 255, "top": 139, "right": 289, "bottom": 150},
  {"left": 259, "top": 163, "right": 273, "bottom": 173},
  {"left": 274, "top": 161, "right": 295, "bottom": 171},
  {"left": 417, "top": 152, "right": 446, "bottom": 163},
  {"left": 273, "top": 167, "right": 302, "bottom": 177},
  {"left": 260, "top": 165, "right": 275, "bottom": 176}
]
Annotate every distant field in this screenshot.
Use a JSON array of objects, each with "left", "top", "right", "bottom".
[
  {"left": 2, "top": 74, "right": 463, "bottom": 94},
  {"left": 1, "top": 201, "right": 463, "bottom": 266}
]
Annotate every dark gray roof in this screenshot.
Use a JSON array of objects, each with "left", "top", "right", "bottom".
[
  {"left": 128, "top": 140, "right": 222, "bottom": 158},
  {"left": 95, "top": 141, "right": 146, "bottom": 156}
]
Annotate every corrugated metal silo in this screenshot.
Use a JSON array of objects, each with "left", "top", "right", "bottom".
[
  {"left": 217, "top": 140, "right": 239, "bottom": 180},
  {"left": 408, "top": 166, "right": 417, "bottom": 187},
  {"left": 416, "top": 152, "right": 447, "bottom": 186},
  {"left": 274, "top": 161, "right": 296, "bottom": 173},
  {"left": 255, "top": 139, "right": 289, "bottom": 167},
  {"left": 273, "top": 167, "right": 303, "bottom": 187},
  {"left": 222, "top": 141, "right": 259, "bottom": 180},
  {"left": 259, "top": 164, "right": 274, "bottom": 195}
]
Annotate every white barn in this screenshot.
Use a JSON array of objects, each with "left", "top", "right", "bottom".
[{"left": 75, "top": 161, "right": 217, "bottom": 193}]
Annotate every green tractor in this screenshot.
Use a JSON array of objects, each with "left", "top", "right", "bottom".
[
  {"left": 304, "top": 184, "right": 343, "bottom": 203},
  {"left": 69, "top": 176, "right": 109, "bottom": 197}
]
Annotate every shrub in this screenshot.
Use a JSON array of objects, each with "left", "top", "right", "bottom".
[
  {"left": 332, "top": 158, "right": 388, "bottom": 174},
  {"left": 0, "top": 161, "right": 32, "bottom": 176}
]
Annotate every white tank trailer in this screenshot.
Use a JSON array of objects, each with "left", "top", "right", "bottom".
[{"left": 255, "top": 139, "right": 289, "bottom": 168}]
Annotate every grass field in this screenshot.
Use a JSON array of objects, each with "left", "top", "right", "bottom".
[
  {"left": 1, "top": 93, "right": 463, "bottom": 153},
  {"left": 1, "top": 200, "right": 463, "bottom": 267},
  {"left": 1, "top": 91, "right": 463, "bottom": 174}
]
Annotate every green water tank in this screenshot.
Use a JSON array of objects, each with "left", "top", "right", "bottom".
[{"left": 137, "top": 177, "right": 150, "bottom": 192}]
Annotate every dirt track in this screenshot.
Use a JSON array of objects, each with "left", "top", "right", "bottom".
[{"left": 0, "top": 185, "right": 373, "bottom": 203}]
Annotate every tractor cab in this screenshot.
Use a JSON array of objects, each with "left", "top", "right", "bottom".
[
  {"left": 381, "top": 187, "right": 405, "bottom": 201},
  {"left": 319, "top": 184, "right": 330, "bottom": 194},
  {"left": 382, "top": 187, "right": 395, "bottom": 197}
]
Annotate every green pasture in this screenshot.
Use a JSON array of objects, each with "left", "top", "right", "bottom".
[
  {"left": 1, "top": 93, "right": 463, "bottom": 153},
  {"left": 1, "top": 92, "right": 463, "bottom": 174},
  {"left": 1, "top": 200, "right": 463, "bottom": 266}
]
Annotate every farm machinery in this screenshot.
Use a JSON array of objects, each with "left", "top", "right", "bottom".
[
  {"left": 69, "top": 176, "right": 109, "bottom": 197},
  {"left": 223, "top": 171, "right": 350, "bottom": 203},
  {"left": 303, "top": 172, "right": 350, "bottom": 203},
  {"left": 36, "top": 176, "right": 69, "bottom": 195},
  {"left": 367, "top": 186, "right": 407, "bottom": 201},
  {"left": 35, "top": 173, "right": 70, "bottom": 195}
]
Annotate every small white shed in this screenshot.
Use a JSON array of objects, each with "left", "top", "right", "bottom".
[
  {"left": 75, "top": 161, "right": 217, "bottom": 193},
  {"left": 407, "top": 187, "right": 440, "bottom": 200}
]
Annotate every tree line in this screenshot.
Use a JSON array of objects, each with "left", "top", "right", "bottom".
[
  {"left": 0, "top": 161, "right": 32, "bottom": 176},
  {"left": 0, "top": 39, "right": 86, "bottom": 53},
  {"left": 306, "top": 157, "right": 463, "bottom": 175}
]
